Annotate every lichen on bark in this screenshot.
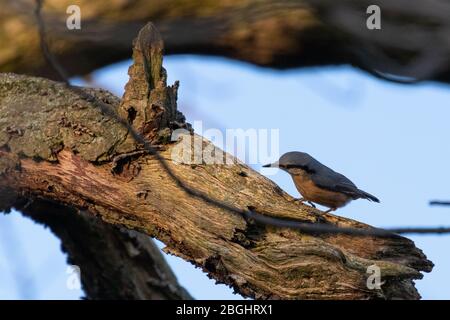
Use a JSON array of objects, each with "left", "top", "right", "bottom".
[{"left": 0, "top": 73, "right": 134, "bottom": 163}]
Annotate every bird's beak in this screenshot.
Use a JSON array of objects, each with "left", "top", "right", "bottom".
[{"left": 262, "top": 161, "right": 279, "bottom": 168}]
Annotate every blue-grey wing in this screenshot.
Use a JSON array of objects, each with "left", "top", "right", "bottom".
[{"left": 310, "top": 168, "right": 361, "bottom": 199}]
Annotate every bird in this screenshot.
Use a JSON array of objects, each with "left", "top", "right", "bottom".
[{"left": 263, "top": 152, "right": 379, "bottom": 212}]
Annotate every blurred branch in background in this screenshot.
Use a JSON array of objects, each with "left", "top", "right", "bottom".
[
  {"left": 430, "top": 201, "right": 450, "bottom": 206},
  {"left": 310, "top": 0, "right": 450, "bottom": 83},
  {"left": 1, "top": 0, "right": 450, "bottom": 84}
]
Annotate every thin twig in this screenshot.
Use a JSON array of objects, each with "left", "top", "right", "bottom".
[
  {"left": 35, "top": 0, "right": 69, "bottom": 84},
  {"left": 430, "top": 201, "right": 450, "bottom": 206},
  {"left": 245, "top": 210, "right": 450, "bottom": 237}
]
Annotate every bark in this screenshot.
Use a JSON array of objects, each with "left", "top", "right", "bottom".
[
  {"left": 0, "top": 23, "right": 434, "bottom": 299},
  {"left": 14, "top": 198, "right": 191, "bottom": 300},
  {"left": 1, "top": 0, "right": 449, "bottom": 83}
]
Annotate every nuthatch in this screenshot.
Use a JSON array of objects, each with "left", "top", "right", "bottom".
[{"left": 263, "top": 152, "right": 379, "bottom": 212}]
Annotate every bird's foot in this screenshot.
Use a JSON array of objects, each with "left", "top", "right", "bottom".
[
  {"left": 291, "top": 199, "right": 324, "bottom": 222},
  {"left": 307, "top": 201, "right": 316, "bottom": 208},
  {"left": 324, "top": 208, "right": 336, "bottom": 214}
]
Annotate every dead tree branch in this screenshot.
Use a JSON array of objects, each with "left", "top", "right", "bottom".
[{"left": 0, "top": 22, "right": 434, "bottom": 298}]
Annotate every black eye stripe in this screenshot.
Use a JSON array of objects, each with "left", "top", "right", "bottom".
[{"left": 284, "top": 164, "right": 315, "bottom": 173}]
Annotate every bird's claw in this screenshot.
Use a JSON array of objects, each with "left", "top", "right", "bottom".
[{"left": 307, "top": 201, "right": 316, "bottom": 208}]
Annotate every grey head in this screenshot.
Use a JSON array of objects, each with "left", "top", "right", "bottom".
[
  {"left": 263, "top": 152, "right": 380, "bottom": 203},
  {"left": 263, "top": 151, "right": 321, "bottom": 173}
]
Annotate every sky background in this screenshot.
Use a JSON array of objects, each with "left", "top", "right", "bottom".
[{"left": 1, "top": 54, "right": 450, "bottom": 299}]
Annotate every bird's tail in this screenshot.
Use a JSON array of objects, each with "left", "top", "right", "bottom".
[{"left": 357, "top": 189, "right": 380, "bottom": 203}]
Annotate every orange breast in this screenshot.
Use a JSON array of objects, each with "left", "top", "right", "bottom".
[{"left": 292, "top": 173, "right": 351, "bottom": 209}]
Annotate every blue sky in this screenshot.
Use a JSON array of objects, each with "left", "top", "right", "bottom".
[{"left": 1, "top": 54, "right": 450, "bottom": 299}]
